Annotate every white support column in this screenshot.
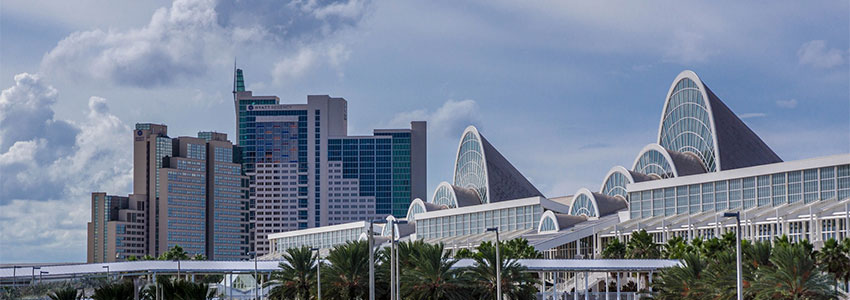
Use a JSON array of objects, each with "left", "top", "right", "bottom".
[
  {"left": 584, "top": 271, "right": 589, "bottom": 300},
  {"left": 553, "top": 271, "right": 558, "bottom": 300},
  {"left": 616, "top": 272, "right": 621, "bottom": 300},
  {"left": 605, "top": 272, "right": 609, "bottom": 300},
  {"left": 649, "top": 271, "right": 653, "bottom": 293},
  {"left": 574, "top": 272, "right": 578, "bottom": 300}
]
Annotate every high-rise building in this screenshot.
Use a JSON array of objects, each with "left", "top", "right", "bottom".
[
  {"left": 107, "top": 124, "right": 250, "bottom": 260},
  {"left": 202, "top": 132, "right": 250, "bottom": 260},
  {"left": 232, "top": 69, "right": 426, "bottom": 254},
  {"left": 87, "top": 193, "right": 146, "bottom": 263},
  {"left": 133, "top": 123, "right": 170, "bottom": 256}
]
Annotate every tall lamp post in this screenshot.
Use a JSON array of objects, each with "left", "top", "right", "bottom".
[
  {"left": 31, "top": 267, "right": 40, "bottom": 286},
  {"left": 369, "top": 219, "right": 388, "bottom": 300},
  {"left": 102, "top": 265, "right": 110, "bottom": 281},
  {"left": 486, "top": 227, "right": 501, "bottom": 300},
  {"left": 723, "top": 212, "right": 743, "bottom": 300},
  {"left": 390, "top": 220, "right": 408, "bottom": 300},
  {"left": 311, "top": 248, "right": 322, "bottom": 300},
  {"left": 249, "top": 252, "right": 259, "bottom": 300}
]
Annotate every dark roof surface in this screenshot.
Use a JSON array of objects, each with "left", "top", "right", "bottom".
[
  {"left": 592, "top": 192, "right": 628, "bottom": 217},
  {"left": 451, "top": 185, "right": 484, "bottom": 207},
  {"left": 479, "top": 134, "right": 545, "bottom": 202},
  {"left": 703, "top": 83, "right": 782, "bottom": 170},
  {"left": 665, "top": 148, "right": 707, "bottom": 176}
]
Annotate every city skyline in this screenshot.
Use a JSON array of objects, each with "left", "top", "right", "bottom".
[{"left": 1, "top": 1, "right": 849, "bottom": 263}]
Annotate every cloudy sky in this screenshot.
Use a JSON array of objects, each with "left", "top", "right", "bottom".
[{"left": 1, "top": 0, "right": 848, "bottom": 263}]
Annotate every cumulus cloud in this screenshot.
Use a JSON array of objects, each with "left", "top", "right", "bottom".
[
  {"left": 273, "top": 47, "right": 318, "bottom": 83},
  {"left": 387, "top": 99, "right": 481, "bottom": 138},
  {"left": 663, "top": 30, "right": 713, "bottom": 64},
  {"left": 0, "top": 73, "right": 132, "bottom": 262},
  {"left": 41, "top": 0, "right": 372, "bottom": 88},
  {"left": 776, "top": 99, "right": 798, "bottom": 109},
  {"left": 798, "top": 40, "right": 846, "bottom": 69}
]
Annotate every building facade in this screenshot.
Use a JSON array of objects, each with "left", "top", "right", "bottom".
[
  {"left": 89, "top": 125, "right": 249, "bottom": 261},
  {"left": 233, "top": 69, "right": 427, "bottom": 255},
  {"left": 264, "top": 70, "right": 850, "bottom": 285},
  {"left": 87, "top": 193, "right": 146, "bottom": 263}
]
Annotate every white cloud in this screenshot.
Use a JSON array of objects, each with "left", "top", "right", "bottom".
[
  {"left": 0, "top": 73, "right": 132, "bottom": 262},
  {"left": 272, "top": 47, "right": 318, "bottom": 83},
  {"left": 311, "top": 0, "right": 368, "bottom": 20},
  {"left": 739, "top": 112, "right": 767, "bottom": 119},
  {"left": 776, "top": 99, "right": 798, "bottom": 109},
  {"left": 663, "top": 30, "right": 713, "bottom": 64},
  {"left": 798, "top": 40, "right": 846, "bottom": 69},
  {"left": 40, "top": 0, "right": 372, "bottom": 88},
  {"left": 387, "top": 99, "right": 481, "bottom": 138}
]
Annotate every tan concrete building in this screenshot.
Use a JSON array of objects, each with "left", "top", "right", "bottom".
[{"left": 87, "top": 193, "right": 146, "bottom": 263}]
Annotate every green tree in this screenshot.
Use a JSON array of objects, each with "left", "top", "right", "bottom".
[
  {"left": 601, "top": 239, "right": 626, "bottom": 259},
  {"left": 502, "top": 238, "right": 543, "bottom": 259},
  {"left": 401, "top": 242, "right": 468, "bottom": 300},
  {"left": 750, "top": 242, "right": 841, "bottom": 300},
  {"left": 126, "top": 255, "right": 138, "bottom": 262},
  {"left": 48, "top": 286, "right": 80, "bottom": 300},
  {"left": 92, "top": 280, "right": 135, "bottom": 300},
  {"left": 191, "top": 254, "right": 206, "bottom": 261},
  {"left": 267, "top": 246, "right": 317, "bottom": 300},
  {"left": 661, "top": 236, "right": 688, "bottom": 259},
  {"left": 626, "top": 230, "right": 660, "bottom": 259},
  {"left": 321, "top": 241, "right": 370, "bottom": 300},
  {"left": 653, "top": 252, "right": 707, "bottom": 300},
  {"left": 818, "top": 238, "right": 849, "bottom": 292},
  {"left": 465, "top": 241, "right": 538, "bottom": 300},
  {"left": 158, "top": 245, "right": 190, "bottom": 260}
]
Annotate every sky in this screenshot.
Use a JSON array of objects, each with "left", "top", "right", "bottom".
[{"left": 1, "top": 0, "right": 848, "bottom": 263}]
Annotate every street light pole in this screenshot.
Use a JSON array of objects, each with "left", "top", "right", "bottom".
[
  {"left": 31, "top": 267, "right": 40, "bottom": 286},
  {"left": 487, "top": 227, "right": 501, "bottom": 300},
  {"left": 252, "top": 252, "right": 259, "bottom": 300},
  {"left": 369, "top": 219, "right": 387, "bottom": 300},
  {"left": 390, "top": 222, "right": 396, "bottom": 300},
  {"left": 311, "top": 248, "right": 322, "bottom": 300},
  {"left": 102, "top": 265, "right": 110, "bottom": 281},
  {"left": 724, "top": 212, "right": 743, "bottom": 300}
]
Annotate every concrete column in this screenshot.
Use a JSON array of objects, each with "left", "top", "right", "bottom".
[
  {"left": 649, "top": 271, "right": 653, "bottom": 293},
  {"left": 584, "top": 271, "right": 589, "bottom": 300},
  {"left": 574, "top": 272, "right": 578, "bottom": 300},
  {"left": 616, "top": 272, "right": 621, "bottom": 300},
  {"left": 552, "top": 272, "right": 558, "bottom": 300}
]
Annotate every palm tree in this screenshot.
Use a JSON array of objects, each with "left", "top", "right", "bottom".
[
  {"left": 602, "top": 239, "right": 626, "bottom": 259},
  {"left": 818, "top": 238, "right": 849, "bottom": 292},
  {"left": 267, "top": 246, "right": 317, "bottom": 300},
  {"left": 626, "top": 230, "right": 660, "bottom": 259},
  {"left": 92, "top": 280, "right": 135, "bottom": 300},
  {"left": 173, "top": 280, "right": 215, "bottom": 300},
  {"left": 502, "top": 238, "right": 543, "bottom": 259},
  {"left": 322, "top": 241, "right": 370, "bottom": 300},
  {"left": 158, "top": 245, "right": 190, "bottom": 260},
  {"left": 750, "top": 242, "right": 841, "bottom": 299},
  {"left": 401, "top": 242, "right": 468, "bottom": 300},
  {"left": 661, "top": 236, "right": 688, "bottom": 259},
  {"left": 48, "top": 286, "right": 80, "bottom": 300},
  {"left": 465, "top": 241, "right": 538, "bottom": 300},
  {"left": 653, "top": 252, "right": 707, "bottom": 300},
  {"left": 699, "top": 250, "right": 739, "bottom": 300}
]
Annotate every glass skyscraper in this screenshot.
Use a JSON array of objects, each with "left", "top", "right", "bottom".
[{"left": 233, "top": 69, "right": 426, "bottom": 255}]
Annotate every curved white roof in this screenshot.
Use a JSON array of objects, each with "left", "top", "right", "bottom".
[
  {"left": 568, "top": 188, "right": 628, "bottom": 218},
  {"left": 657, "top": 70, "right": 781, "bottom": 171},
  {"left": 452, "top": 126, "right": 543, "bottom": 204}
]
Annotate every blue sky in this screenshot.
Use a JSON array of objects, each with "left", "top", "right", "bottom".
[{"left": 1, "top": 0, "right": 847, "bottom": 263}]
